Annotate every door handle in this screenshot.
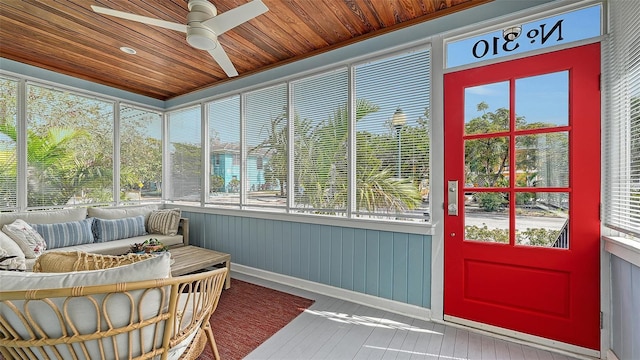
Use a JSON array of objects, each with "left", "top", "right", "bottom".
[{"left": 447, "top": 180, "right": 458, "bottom": 216}]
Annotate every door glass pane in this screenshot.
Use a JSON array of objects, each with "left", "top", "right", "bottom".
[
  {"left": 465, "top": 137, "right": 509, "bottom": 187},
  {"left": 516, "top": 71, "right": 568, "bottom": 130},
  {"left": 515, "top": 132, "right": 568, "bottom": 187},
  {"left": 516, "top": 192, "right": 569, "bottom": 248},
  {"left": 464, "top": 192, "right": 509, "bottom": 243},
  {"left": 465, "top": 81, "right": 509, "bottom": 135}
]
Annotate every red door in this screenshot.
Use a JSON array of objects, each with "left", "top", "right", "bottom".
[{"left": 444, "top": 44, "right": 600, "bottom": 350}]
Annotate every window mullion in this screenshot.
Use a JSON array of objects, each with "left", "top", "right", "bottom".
[
  {"left": 348, "top": 67, "right": 356, "bottom": 218},
  {"left": 287, "top": 81, "right": 295, "bottom": 211},
  {"left": 17, "top": 79, "right": 27, "bottom": 211},
  {"left": 113, "top": 101, "right": 121, "bottom": 205}
]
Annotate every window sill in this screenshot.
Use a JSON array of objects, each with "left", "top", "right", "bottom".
[
  {"left": 603, "top": 235, "right": 640, "bottom": 268},
  {"left": 173, "top": 204, "right": 435, "bottom": 235}
]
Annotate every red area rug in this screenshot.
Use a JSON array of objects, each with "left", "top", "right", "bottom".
[{"left": 197, "top": 279, "right": 315, "bottom": 360}]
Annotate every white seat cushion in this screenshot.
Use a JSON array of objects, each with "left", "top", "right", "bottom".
[
  {"left": 1, "top": 251, "right": 171, "bottom": 291},
  {"left": 0, "top": 208, "right": 88, "bottom": 228},
  {"left": 0, "top": 253, "right": 172, "bottom": 359}
]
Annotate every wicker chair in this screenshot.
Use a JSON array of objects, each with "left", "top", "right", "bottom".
[{"left": 0, "top": 267, "right": 227, "bottom": 360}]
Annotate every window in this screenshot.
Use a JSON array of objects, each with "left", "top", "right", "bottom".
[
  {"left": 291, "top": 69, "right": 349, "bottom": 214},
  {"left": 244, "top": 84, "right": 287, "bottom": 208},
  {"left": 0, "top": 76, "right": 18, "bottom": 210},
  {"left": 603, "top": 0, "right": 640, "bottom": 238},
  {"left": 120, "top": 105, "right": 162, "bottom": 202},
  {"left": 207, "top": 95, "right": 240, "bottom": 205},
  {"left": 168, "top": 106, "right": 201, "bottom": 202},
  {"left": 6, "top": 44, "right": 432, "bottom": 223},
  {"left": 354, "top": 49, "right": 431, "bottom": 220},
  {"left": 27, "top": 84, "right": 114, "bottom": 207},
  {"left": 166, "top": 49, "right": 431, "bottom": 221}
]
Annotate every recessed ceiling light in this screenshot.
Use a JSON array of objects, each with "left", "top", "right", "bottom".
[{"left": 119, "top": 46, "right": 137, "bottom": 55}]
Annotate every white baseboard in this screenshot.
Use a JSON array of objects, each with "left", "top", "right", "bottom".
[
  {"left": 607, "top": 349, "right": 619, "bottom": 360},
  {"left": 231, "top": 263, "right": 432, "bottom": 321}
]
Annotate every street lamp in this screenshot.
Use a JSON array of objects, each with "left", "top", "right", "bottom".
[{"left": 391, "top": 107, "right": 407, "bottom": 179}]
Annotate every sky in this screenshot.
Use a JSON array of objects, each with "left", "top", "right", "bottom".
[{"left": 465, "top": 71, "right": 569, "bottom": 126}]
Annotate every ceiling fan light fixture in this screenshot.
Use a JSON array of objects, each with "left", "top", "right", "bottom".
[{"left": 187, "top": 26, "right": 218, "bottom": 50}]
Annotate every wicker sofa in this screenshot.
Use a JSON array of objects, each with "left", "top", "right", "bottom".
[
  {"left": 0, "top": 253, "right": 227, "bottom": 360},
  {"left": 0, "top": 205, "right": 189, "bottom": 271}
]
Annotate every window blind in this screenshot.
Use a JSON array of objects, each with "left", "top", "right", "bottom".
[
  {"left": 291, "top": 69, "right": 349, "bottom": 214},
  {"left": 244, "top": 84, "right": 287, "bottom": 208},
  {"left": 603, "top": 0, "right": 640, "bottom": 237},
  {"left": 26, "top": 84, "right": 114, "bottom": 207},
  {"left": 167, "top": 106, "right": 201, "bottom": 202},
  {"left": 207, "top": 95, "right": 240, "bottom": 205},
  {"left": 353, "top": 49, "right": 431, "bottom": 220},
  {"left": 119, "top": 104, "right": 162, "bottom": 202},
  {"left": 0, "top": 77, "right": 18, "bottom": 210}
]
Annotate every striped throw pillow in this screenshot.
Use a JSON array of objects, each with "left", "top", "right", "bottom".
[
  {"left": 92, "top": 215, "right": 147, "bottom": 243},
  {"left": 147, "top": 209, "right": 181, "bottom": 235},
  {"left": 31, "top": 218, "right": 95, "bottom": 250}
]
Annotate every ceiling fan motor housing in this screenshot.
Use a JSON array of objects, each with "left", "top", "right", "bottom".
[{"left": 186, "top": 0, "right": 218, "bottom": 50}]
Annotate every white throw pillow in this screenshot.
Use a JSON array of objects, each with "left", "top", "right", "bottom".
[
  {"left": 0, "top": 231, "right": 26, "bottom": 270},
  {"left": 2, "top": 219, "right": 47, "bottom": 258}
]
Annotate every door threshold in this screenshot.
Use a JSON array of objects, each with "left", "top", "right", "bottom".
[{"left": 443, "top": 315, "right": 600, "bottom": 359}]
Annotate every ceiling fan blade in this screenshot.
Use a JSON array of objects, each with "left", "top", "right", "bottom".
[
  {"left": 207, "top": 45, "right": 238, "bottom": 77},
  {"left": 202, "top": 0, "right": 268, "bottom": 35},
  {"left": 91, "top": 5, "right": 187, "bottom": 33}
]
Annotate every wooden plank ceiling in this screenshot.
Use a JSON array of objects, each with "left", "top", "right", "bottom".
[{"left": 1, "top": 0, "right": 490, "bottom": 100}]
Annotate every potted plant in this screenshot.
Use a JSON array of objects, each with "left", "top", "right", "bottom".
[
  {"left": 144, "top": 238, "right": 167, "bottom": 253},
  {"left": 130, "top": 238, "right": 168, "bottom": 254}
]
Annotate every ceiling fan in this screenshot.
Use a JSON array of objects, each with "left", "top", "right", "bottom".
[{"left": 91, "top": 0, "right": 268, "bottom": 77}]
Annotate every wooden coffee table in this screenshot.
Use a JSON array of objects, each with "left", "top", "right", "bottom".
[{"left": 169, "top": 245, "right": 231, "bottom": 289}]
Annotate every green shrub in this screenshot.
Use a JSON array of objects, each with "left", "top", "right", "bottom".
[
  {"left": 475, "top": 192, "right": 506, "bottom": 211},
  {"left": 465, "top": 225, "right": 562, "bottom": 247},
  {"left": 465, "top": 225, "right": 509, "bottom": 243},
  {"left": 517, "top": 227, "right": 561, "bottom": 247}
]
